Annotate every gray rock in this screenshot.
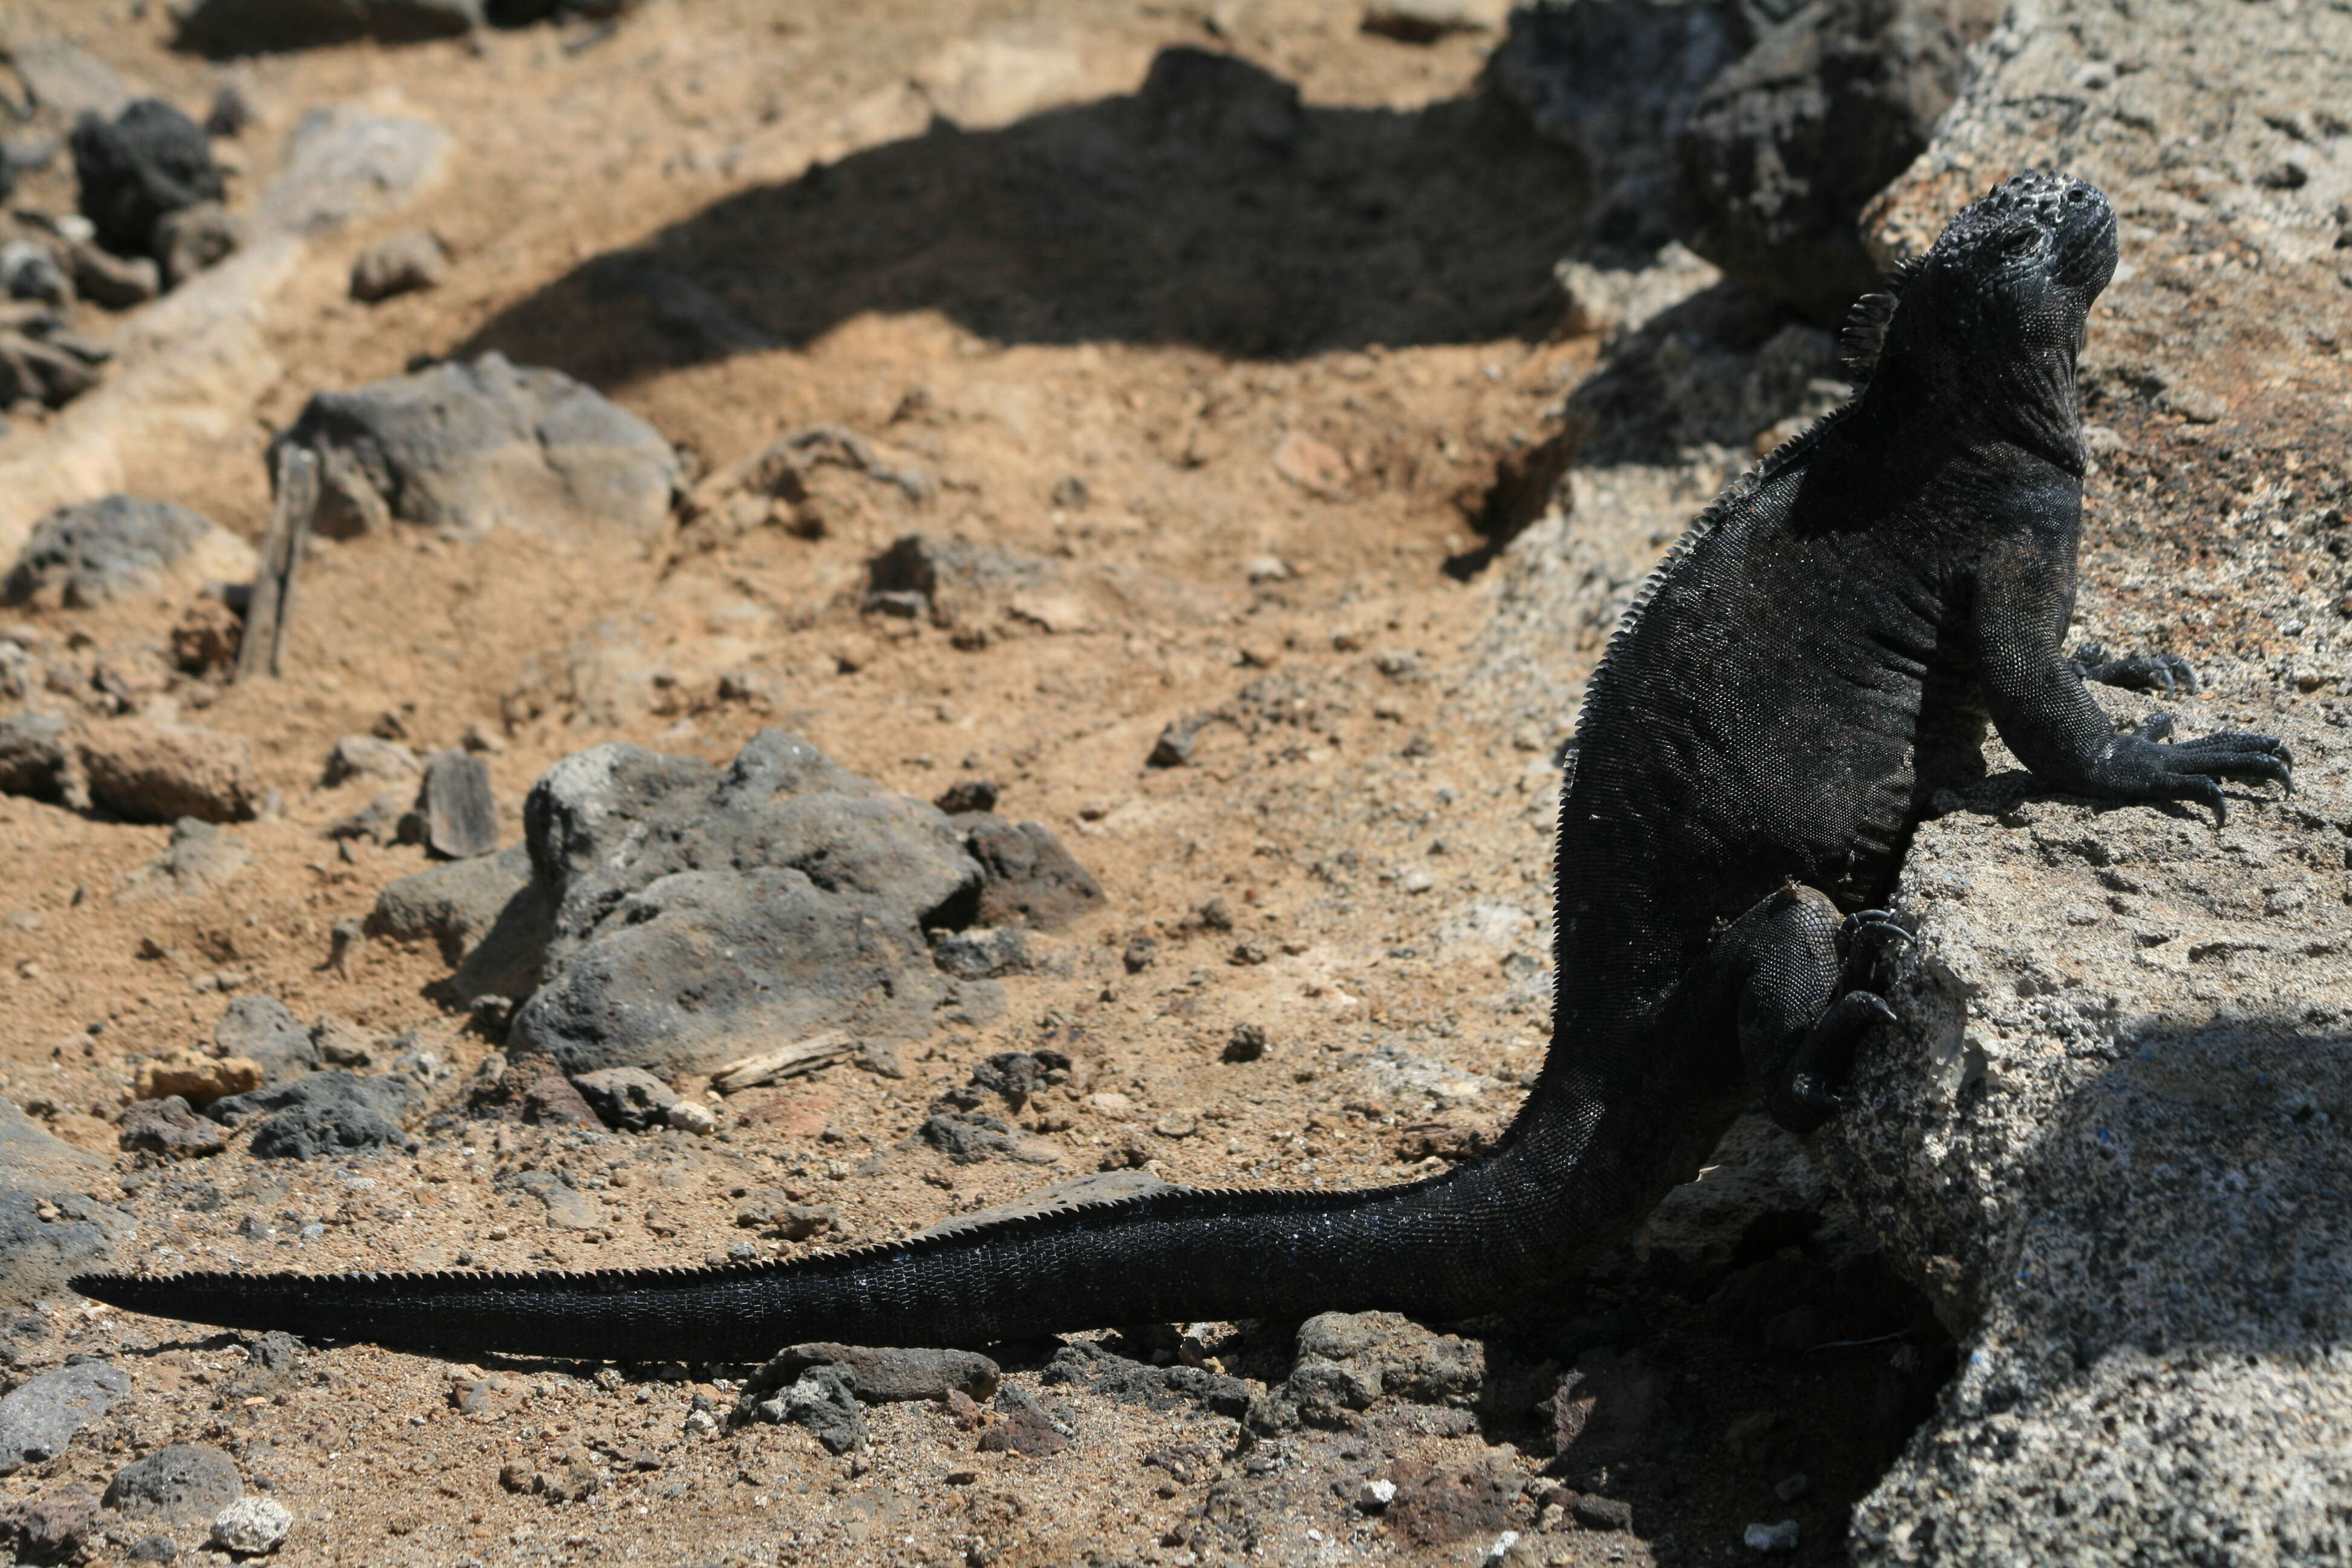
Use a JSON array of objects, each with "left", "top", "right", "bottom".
[
  {"left": 956, "top": 815, "right": 1104, "bottom": 930},
  {"left": 1282, "top": 1312, "right": 1483, "bottom": 1427},
  {"left": 4, "top": 495, "right": 223, "bottom": 608},
  {"left": 1, "top": 238, "right": 72, "bottom": 308},
  {"left": 0, "top": 713, "right": 71, "bottom": 802},
  {"left": 930, "top": 926, "right": 1029, "bottom": 980},
  {"left": 0, "top": 1483, "right": 102, "bottom": 1561},
  {"left": 348, "top": 229, "right": 448, "bottom": 301},
  {"left": 0, "top": 1361, "right": 130, "bottom": 1475},
  {"left": 322, "top": 734, "right": 419, "bottom": 786},
  {"left": 115, "top": 818, "right": 252, "bottom": 902},
  {"left": 568, "top": 1067, "right": 675, "bottom": 1132},
  {"left": 126, "top": 1533, "right": 178, "bottom": 1563},
  {"left": 1677, "top": 0, "right": 1998, "bottom": 318},
  {"left": 865, "top": 533, "right": 1048, "bottom": 628},
  {"left": 153, "top": 201, "right": 241, "bottom": 290},
  {"left": 69, "top": 99, "right": 223, "bottom": 259},
  {"left": 368, "top": 841, "right": 550, "bottom": 998},
  {"left": 117, "top": 1097, "right": 228, "bottom": 1160},
  {"left": 261, "top": 105, "right": 449, "bottom": 235},
  {"left": 76, "top": 717, "right": 256, "bottom": 825},
  {"left": 747, "top": 1344, "right": 999, "bottom": 1405},
  {"left": 211, "top": 995, "right": 316, "bottom": 1086},
  {"left": 208, "top": 1495, "right": 289, "bottom": 1555},
  {"left": 506, "top": 730, "right": 981, "bottom": 1077},
  {"left": 1488, "top": 0, "right": 1740, "bottom": 250},
  {"left": 0, "top": 1192, "right": 133, "bottom": 1314},
  {"left": 272, "top": 352, "right": 679, "bottom": 543},
  {"left": 745, "top": 1365, "right": 864, "bottom": 1454},
  {"left": 103, "top": 1445, "right": 241, "bottom": 1526},
  {"left": 419, "top": 749, "right": 497, "bottom": 859},
  {"left": 0, "top": 319, "right": 106, "bottom": 407},
  {"left": 205, "top": 1071, "right": 417, "bottom": 1160},
  {"left": 916, "top": 1112, "right": 1060, "bottom": 1167},
  {"left": 503, "top": 1168, "right": 602, "bottom": 1230}
]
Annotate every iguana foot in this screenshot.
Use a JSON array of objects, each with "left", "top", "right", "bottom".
[
  {"left": 2069, "top": 643, "right": 2197, "bottom": 696},
  {"left": 2096, "top": 714, "right": 2292, "bottom": 826},
  {"left": 1774, "top": 991, "right": 1898, "bottom": 1135},
  {"left": 1835, "top": 908, "right": 1912, "bottom": 993}
]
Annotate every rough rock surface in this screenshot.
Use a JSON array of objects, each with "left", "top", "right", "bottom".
[
  {"left": 210, "top": 995, "right": 319, "bottom": 1087},
  {"left": 204, "top": 1071, "right": 419, "bottom": 1159},
  {"left": 506, "top": 729, "right": 991, "bottom": 1077},
  {"left": 3, "top": 495, "right": 254, "bottom": 609},
  {"left": 0, "top": 1099, "right": 132, "bottom": 1313},
  {"left": 1775, "top": 0, "right": 2352, "bottom": 1558},
  {"left": 114, "top": 817, "right": 251, "bottom": 901},
  {"left": 1676, "top": 0, "right": 1999, "bottom": 316},
  {"left": 271, "top": 352, "right": 680, "bottom": 541},
  {"left": 102, "top": 1443, "right": 241, "bottom": 1526},
  {"left": 369, "top": 840, "right": 549, "bottom": 998},
  {"left": 0, "top": 1362, "right": 129, "bottom": 1475},
  {"left": 174, "top": 0, "right": 485, "bottom": 52}
]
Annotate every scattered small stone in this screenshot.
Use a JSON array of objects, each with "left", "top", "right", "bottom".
[
  {"left": 118, "top": 1096, "right": 227, "bottom": 1159},
  {"left": 0, "top": 713, "right": 71, "bottom": 803},
  {"left": 114, "top": 818, "right": 252, "bottom": 903},
  {"left": 349, "top": 229, "right": 448, "bottom": 302},
  {"left": 975, "top": 1397, "right": 1069, "bottom": 1455},
  {"left": 1773, "top": 1472, "right": 1811, "bottom": 1502},
  {"left": 5, "top": 495, "right": 246, "bottom": 610},
  {"left": 77, "top": 716, "right": 257, "bottom": 824},
  {"left": 1, "top": 239, "right": 71, "bottom": 308},
  {"left": 1272, "top": 430, "right": 1350, "bottom": 495},
  {"left": 918, "top": 1112, "right": 1057, "bottom": 1165},
  {"left": 933, "top": 777, "right": 999, "bottom": 814},
  {"left": 1222, "top": 1022, "right": 1269, "bottom": 1062},
  {"left": 570, "top": 1067, "right": 678, "bottom": 1132},
  {"left": 0, "top": 1361, "right": 130, "bottom": 1475},
  {"left": 322, "top": 734, "right": 419, "bottom": 786},
  {"left": 211, "top": 994, "right": 318, "bottom": 1086},
  {"left": 126, "top": 1534, "right": 178, "bottom": 1563},
  {"left": 1571, "top": 1495, "right": 1635, "bottom": 1531},
  {"left": 0, "top": 1484, "right": 100, "bottom": 1563},
  {"left": 1051, "top": 475, "right": 1090, "bottom": 509},
  {"left": 209, "top": 1495, "right": 291, "bottom": 1555},
  {"left": 309, "top": 1015, "right": 378, "bottom": 1069},
  {"left": 665, "top": 1100, "right": 719, "bottom": 1136},
  {"left": 1357, "top": 1477, "right": 1397, "bottom": 1510},
  {"left": 204, "top": 1071, "right": 417, "bottom": 1161},
  {"left": 747, "top": 1345, "right": 999, "bottom": 1406},
  {"left": 931, "top": 926, "right": 1030, "bottom": 980},
  {"left": 1247, "top": 555, "right": 1292, "bottom": 584},
  {"left": 1148, "top": 716, "right": 1203, "bottom": 768},
  {"left": 1743, "top": 1518, "right": 1800, "bottom": 1553},
  {"left": 204, "top": 85, "right": 256, "bottom": 139},
  {"left": 733, "top": 1192, "right": 838, "bottom": 1241},
  {"left": 1122, "top": 935, "right": 1158, "bottom": 973},
  {"left": 169, "top": 597, "right": 241, "bottom": 674},
  {"left": 419, "top": 748, "right": 498, "bottom": 859},
  {"left": 748, "top": 1367, "right": 865, "bottom": 1454},
  {"left": 959, "top": 814, "right": 1105, "bottom": 929},
  {"left": 153, "top": 201, "right": 240, "bottom": 289},
  {"left": 103, "top": 1443, "right": 242, "bottom": 1526},
  {"left": 69, "top": 99, "right": 223, "bottom": 258}
]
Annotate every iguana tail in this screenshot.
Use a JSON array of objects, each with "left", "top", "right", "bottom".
[{"left": 74, "top": 1077, "right": 1655, "bottom": 1359}]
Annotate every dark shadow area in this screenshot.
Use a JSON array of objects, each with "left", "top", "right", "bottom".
[{"left": 454, "top": 48, "right": 1587, "bottom": 381}]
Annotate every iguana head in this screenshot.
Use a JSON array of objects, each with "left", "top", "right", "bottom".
[{"left": 1843, "top": 172, "right": 2117, "bottom": 462}]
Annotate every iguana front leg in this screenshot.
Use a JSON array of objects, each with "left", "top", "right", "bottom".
[{"left": 1975, "top": 529, "right": 2290, "bottom": 824}]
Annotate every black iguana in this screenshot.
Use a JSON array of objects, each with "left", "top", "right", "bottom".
[{"left": 75, "top": 172, "right": 2288, "bottom": 1359}]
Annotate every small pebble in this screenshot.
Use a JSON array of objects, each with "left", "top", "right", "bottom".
[
  {"left": 1744, "top": 1518, "right": 1800, "bottom": 1553},
  {"left": 666, "top": 1100, "right": 719, "bottom": 1135},
  {"left": 1773, "top": 1472, "right": 1811, "bottom": 1502},
  {"left": 1357, "top": 1478, "right": 1396, "bottom": 1509}
]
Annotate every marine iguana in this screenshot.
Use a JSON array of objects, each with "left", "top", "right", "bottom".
[{"left": 74, "top": 172, "right": 2288, "bottom": 1361}]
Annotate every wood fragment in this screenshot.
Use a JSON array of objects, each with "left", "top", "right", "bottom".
[
  {"left": 236, "top": 444, "right": 319, "bottom": 682},
  {"left": 711, "top": 1033, "right": 854, "bottom": 1094}
]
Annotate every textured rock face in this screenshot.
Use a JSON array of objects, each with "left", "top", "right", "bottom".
[
  {"left": 68, "top": 99, "right": 224, "bottom": 260},
  {"left": 506, "top": 730, "right": 994, "bottom": 1077},
  {"left": 1782, "top": 0, "right": 2352, "bottom": 1558},
  {"left": 1676, "top": 0, "right": 1999, "bottom": 316},
  {"left": 270, "top": 352, "right": 680, "bottom": 541}
]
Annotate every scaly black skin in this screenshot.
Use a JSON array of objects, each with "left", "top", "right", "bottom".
[{"left": 74, "top": 173, "right": 2288, "bottom": 1361}]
